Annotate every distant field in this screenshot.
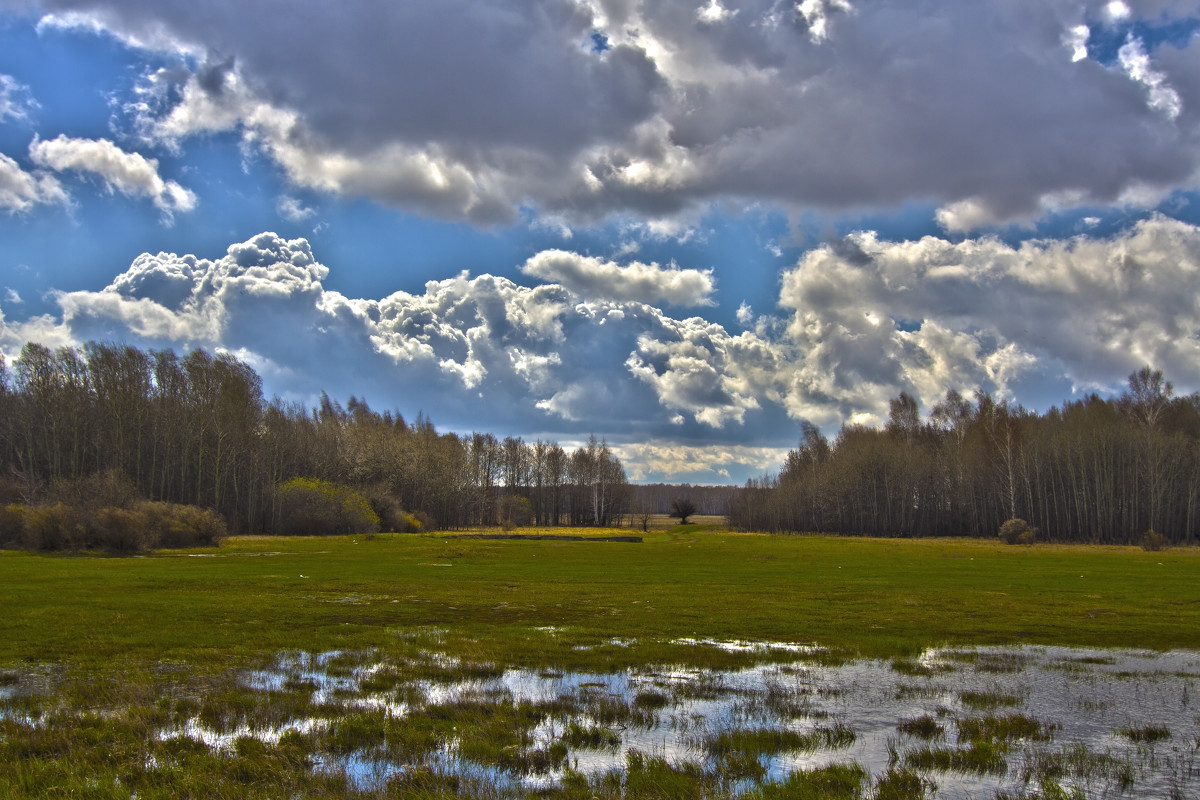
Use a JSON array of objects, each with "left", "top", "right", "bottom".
[
  {"left": 637, "top": 513, "right": 728, "bottom": 529},
  {"left": 2, "top": 526, "right": 1198, "bottom": 668}
]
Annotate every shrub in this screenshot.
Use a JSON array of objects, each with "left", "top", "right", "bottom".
[
  {"left": 21, "top": 503, "right": 84, "bottom": 551},
  {"left": 0, "top": 504, "right": 23, "bottom": 548},
  {"left": 999, "top": 518, "right": 1037, "bottom": 545},
  {"left": 1140, "top": 529, "right": 1168, "bottom": 551},
  {"left": 91, "top": 506, "right": 152, "bottom": 554},
  {"left": 275, "top": 478, "right": 380, "bottom": 536},
  {"left": 362, "top": 484, "right": 424, "bottom": 532},
  {"left": 138, "top": 501, "right": 228, "bottom": 548}
]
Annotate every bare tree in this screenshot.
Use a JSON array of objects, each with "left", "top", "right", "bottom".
[{"left": 669, "top": 497, "right": 697, "bottom": 524}]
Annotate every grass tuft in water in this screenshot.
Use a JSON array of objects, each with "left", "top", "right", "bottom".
[
  {"left": 325, "top": 710, "right": 388, "bottom": 753},
  {"left": 890, "top": 659, "right": 942, "bottom": 678},
  {"left": 747, "top": 762, "right": 867, "bottom": 799},
  {"left": 561, "top": 720, "right": 621, "bottom": 750},
  {"left": 1120, "top": 723, "right": 1171, "bottom": 743},
  {"left": 707, "top": 721, "right": 856, "bottom": 759},
  {"left": 874, "top": 766, "right": 935, "bottom": 799},
  {"left": 902, "top": 740, "right": 1009, "bottom": 775},
  {"left": 897, "top": 714, "right": 945, "bottom": 740},
  {"left": 633, "top": 688, "right": 671, "bottom": 710},
  {"left": 959, "top": 688, "right": 1024, "bottom": 711},
  {"left": 624, "top": 749, "right": 706, "bottom": 800},
  {"left": 956, "top": 713, "right": 1056, "bottom": 745},
  {"left": 1020, "top": 743, "right": 1136, "bottom": 792}
]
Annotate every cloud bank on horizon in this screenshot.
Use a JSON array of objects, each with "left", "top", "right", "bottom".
[{"left": 2, "top": 0, "right": 1200, "bottom": 482}]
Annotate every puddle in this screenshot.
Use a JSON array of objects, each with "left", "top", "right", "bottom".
[
  {"left": 164, "top": 715, "right": 328, "bottom": 752},
  {"left": 150, "top": 643, "right": 1200, "bottom": 797},
  {"left": 671, "top": 637, "right": 826, "bottom": 655}
]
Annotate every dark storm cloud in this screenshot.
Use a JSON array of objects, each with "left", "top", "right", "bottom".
[{"left": 4, "top": 0, "right": 1199, "bottom": 227}]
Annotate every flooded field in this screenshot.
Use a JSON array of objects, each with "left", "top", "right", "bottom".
[{"left": 6, "top": 639, "right": 1194, "bottom": 798}]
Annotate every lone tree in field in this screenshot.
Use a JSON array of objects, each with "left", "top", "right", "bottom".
[{"left": 670, "top": 497, "right": 697, "bottom": 525}]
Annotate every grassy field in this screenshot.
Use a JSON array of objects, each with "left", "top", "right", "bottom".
[
  {"left": 2, "top": 526, "right": 1198, "bottom": 668},
  {"left": 2, "top": 527, "right": 1199, "bottom": 799}
]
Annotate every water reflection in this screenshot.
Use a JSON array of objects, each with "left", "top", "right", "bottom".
[{"left": 155, "top": 643, "right": 1200, "bottom": 798}]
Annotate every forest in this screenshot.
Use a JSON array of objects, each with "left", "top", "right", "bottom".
[
  {"left": 730, "top": 367, "right": 1200, "bottom": 546},
  {"left": 0, "top": 340, "right": 1197, "bottom": 549},
  {"left": 0, "top": 341, "right": 630, "bottom": 546}
]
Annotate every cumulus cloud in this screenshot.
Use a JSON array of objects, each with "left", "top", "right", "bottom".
[
  {"left": 0, "top": 152, "right": 67, "bottom": 212},
  {"left": 775, "top": 214, "right": 1200, "bottom": 425},
  {"left": 520, "top": 249, "right": 715, "bottom": 305},
  {"left": 28, "top": 135, "right": 196, "bottom": 214},
  {"left": 626, "top": 318, "right": 778, "bottom": 427},
  {"left": 614, "top": 440, "right": 788, "bottom": 481},
  {"left": 6, "top": 0, "right": 1199, "bottom": 229},
  {"left": 5, "top": 222, "right": 1200, "bottom": 472}
]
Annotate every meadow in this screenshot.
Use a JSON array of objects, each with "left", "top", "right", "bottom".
[{"left": 2, "top": 527, "right": 1199, "bottom": 798}]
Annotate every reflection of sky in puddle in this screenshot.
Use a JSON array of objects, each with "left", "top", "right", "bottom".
[
  {"left": 161, "top": 643, "right": 1200, "bottom": 797},
  {"left": 167, "top": 716, "right": 327, "bottom": 752}
]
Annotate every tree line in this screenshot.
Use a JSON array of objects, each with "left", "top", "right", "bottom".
[
  {"left": 729, "top": 367, "right": 1200, "bottom": 545},
  {"left": 0, "top": 341, "right": 629, "bottom": 537}
]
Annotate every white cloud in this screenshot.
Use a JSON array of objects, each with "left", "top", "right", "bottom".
[
  {"left": 0, "top": 152, "right": 67, "bottom": 212},
  {"left": 277, "top": 195, "right": 315, "bottom": 222},
  {"left": 613, "top": 440, "right": 788, "bottom": 481},
  {"left": 1119, "top": 36, "right": 1181, "bottom": 119},
  {"left": 1063, "top": 24, "right": 1090, "bottom": 62},
  {"left": 736, "top": 301, "right": 753, "bottom": 325},
  {"left": 521, "top": 249, "right": 715, "bottom": 306},
  {"left": 4, "top": 289, "right": 21, "bottom": 304},
  {"left": 935, "top": 198, "right": 1000, "bottom": 234},
  {"left": 776, "top": 215, "right": 1200, "bottom": 424},
  {"left": 6, "top": 221, "right": 1200, "bottom": 459},
  {"left": 0, "top": 74, "right": 37, "bottom": 123},
  {"left": 626, "top": 318, "right": 777, "bottom": 427},
  {"left": 28, "top": 135, "right": 196, "bottom": 214},
  {"left": 796, "top": 0, "right": 854, "bottom": 42},
  {"left": 696, "top": 0, "right": 736, "bottom": 24}
]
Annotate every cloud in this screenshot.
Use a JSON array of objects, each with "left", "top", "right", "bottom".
[
  {"left": 775, "top": 214, "right": 1200, "bottom": 425},
  {"left": 277, "top": 195, "right": 314, "bottom": 222},
  {"left": 520, "top": 249, "right": 715, "bottom": 306},
  {"left": 626, "top": 318, "right": 777, "bottom": 427},
  {"left": 28, "top": 135, "right": 196, "bottom": 214},
  {"left": 736, "top": 302, "right": 753, "bottom": 325},
  {"left": 1119, "top": 35, "right": 1181, "bottom": 119},
  {"left": 613, "top": 440, "right": 788, "bottom": 481},
  {"left": 0, "top": 74, "right": 37, "bottom": 123},
  {"left": 0, "top": 152, "right": 67, "bottom": 212},
  {"left": 696, "top": 0, "right": 736, "bottom": 25},
  {"left": 5, "top": 221, "right": 1200, "bottom": 469},
  {"left": 10, "top": 0, "right": 1200, "bottom": 229}
]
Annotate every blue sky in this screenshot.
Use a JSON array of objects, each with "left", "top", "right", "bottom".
[{"left": 3, "top": 0, "right": 1200, "bottom": 483}]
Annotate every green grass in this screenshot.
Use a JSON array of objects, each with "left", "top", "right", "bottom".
[
  {"left": 1, "top": 528, "right": 1197, "bottom": 798},
  {"left": 2, "top": 530, "right": 1198, "bottom": 671}
]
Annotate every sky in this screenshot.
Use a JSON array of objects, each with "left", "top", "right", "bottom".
[{"left": 3, "top": 0, "right": 1200, "bottom": 484}]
